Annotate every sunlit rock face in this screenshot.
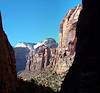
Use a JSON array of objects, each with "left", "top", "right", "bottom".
[
  {"left": 18, "top": 38, "right": 58, "bottom": 80},
  {"left": 15, "top": 38, "right": 58, "bottom": 73},
  {"left": 0, "top": 13, "right": 17, "bottom": 93},
  {"left": 60, "top": 0, "right": 99, "bottom": 93},
  {"left": 55, "top": 5, "right": 82, "bottom": 74},
  {"left": 18, "top": 5, "right": 82, "bottom": 80},
  {"left": 59, "top": 4, "right": 82, "bottom": 48},
  {"left": 25, "top": 38, "right": 58, "bottom": 72}
]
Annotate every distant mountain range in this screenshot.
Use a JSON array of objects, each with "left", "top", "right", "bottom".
[
  {"left": 14, "top": 4, "right": 82, "bottom": 91},
  {"left": 14, "top": 38, "right": 58, "bottom": 73},
  {"left": 0, "top": 1, "right": 98, "bottom": 92}
]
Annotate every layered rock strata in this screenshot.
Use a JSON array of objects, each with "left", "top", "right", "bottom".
[
  {"left": 25, "top": 38, "right": 58, "bottom": 72},
  {"left": 18, "top": 5, "right": 82, "bottom": 80}
]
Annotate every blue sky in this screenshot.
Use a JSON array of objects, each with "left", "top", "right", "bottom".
[{"left": 0, "top": 0, "right": 81, "bottom": 46}]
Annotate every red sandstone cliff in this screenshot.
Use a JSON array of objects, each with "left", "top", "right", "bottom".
[
  {"left": 59, "top": 4, "right": 82, "bottom": 48},
  {"left": 60, "top": 0, "right": 99, "bottom": 93},
  {"left": 0, "top": 13, "right": 17, "bottom": 93},
  {"left": 18, "top": 5, "right": 82, "bottom": 80},
  {"left": 55, "top": 5, "right": 82, "bottom": 74}
]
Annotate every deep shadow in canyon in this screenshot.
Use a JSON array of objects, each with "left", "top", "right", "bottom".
[
  {"left": 0, "top": 0, "right": 99, "bottom": 93},
  {"left": 0, "top": 12, "right": 56, "bottom": 93},
  {"left": 60, "top": 0, "right": 99, "bottom": 93},
  {"left": 16, "top": 78, "right": 56, "bottom": 93}
]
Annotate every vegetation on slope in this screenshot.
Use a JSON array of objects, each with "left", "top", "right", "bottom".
[{"left": 32, "top": 67, "right": 67, "bottom": 92}]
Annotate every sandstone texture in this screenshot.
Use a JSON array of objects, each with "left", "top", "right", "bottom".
[
  {"left": 18, "top": 38, "right": 58, "bottom": 80},
  {"left": 60, "top": 0, "right": 99, "bottom": 93},
  {"left": 0, "top": 12, "right": 56, "bottom": 93},
  {"left": 18, "top": 5, "right": 82, "bottom": 92},
  {"left": 59, "top": 4, "right": 82, "bottom": 48},
  {"left": 19, "top": 5, "right": 82, "bottom": 76},
  {"left": 55, "top": 5, "right": 82, "bottom": 74},
  {"left": 25, "top": 38, "right": 58, "bottom": 72},
  {"left": 0, "top": 0, "right": 98, "bottom": 92}
]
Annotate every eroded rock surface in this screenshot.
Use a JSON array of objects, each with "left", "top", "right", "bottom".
[
  {"left": 60, "top": 0, "right": 99, "bottom": 93},
  {"left": 18, "top": 5, "right": 82, "bottom": 92},
  {"left": 55, "top": 5, "right": 82, "bottom": 74}
]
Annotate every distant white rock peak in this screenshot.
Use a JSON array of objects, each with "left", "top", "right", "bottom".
[
  {"left": 15, "top": 43, "right": 27, "bottom": 48},
  {"left": 15, "top": 38, "right": 58, "bottom": 50},
  {"left": 34, "top": 38, "right": 58, "bottom": 49},
  {"left": 15, "top": 42, "right": 35, "bottom": 50}
]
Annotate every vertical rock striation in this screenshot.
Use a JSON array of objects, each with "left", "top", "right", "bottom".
[
  {"left": 0, "top": 13, "right": 17, "bottom": 93},
  {"left": 59, "top": 4, "right": 82, "bottom": 48},
  {"left": 25, "top": 38, "right": 58, "bottom": 72},
  {"left": 18, "top": 5, "right": 82, "bottom": 80},
  {"left": 18, "top": 38, "right": 58, "bottom": 80},
  {"left": 55, "top": 5, "right": 82, "bottom": 74},
  {"left": 60, "top": 0, "right": 99, "bottom": 93}
]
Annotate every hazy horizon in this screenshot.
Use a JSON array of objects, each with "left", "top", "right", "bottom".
[{"left": 0, "top": 0, "right": 81, "bottom": 46}]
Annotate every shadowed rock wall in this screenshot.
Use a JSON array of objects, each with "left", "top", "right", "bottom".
[
  {"left": 60, "top": 0, "right": 99, "bottom": 93},
  {"left": 0, "top": 13, "right": 17, "bottom": 93}
]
